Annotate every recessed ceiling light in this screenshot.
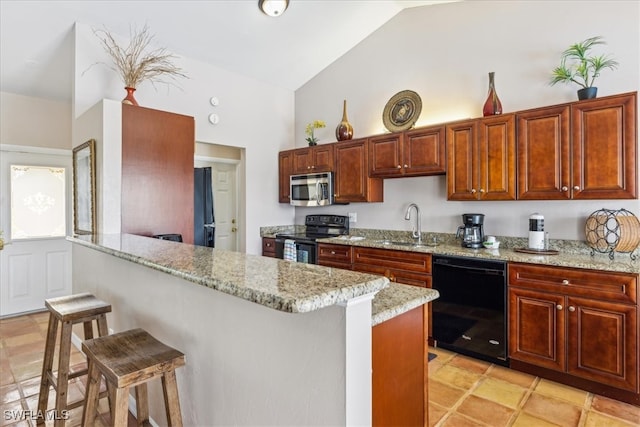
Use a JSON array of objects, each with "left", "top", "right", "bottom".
[{"left": 259, "top": 0, "right": 289, "bottom": 17}]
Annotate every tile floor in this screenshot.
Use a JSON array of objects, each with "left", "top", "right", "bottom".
[{"left": 1, "top": 311, "right": 639, "bottom": 427}]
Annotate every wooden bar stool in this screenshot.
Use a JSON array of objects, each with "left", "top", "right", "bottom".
[
  {"left": 37, "top": 293, "right": 111, "bottom": 426},
  {"left": 81, "top": 328, "right": 186, "bottom": 427}
]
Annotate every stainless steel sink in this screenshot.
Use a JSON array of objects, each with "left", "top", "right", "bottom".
[{"left": 375, "top": 240, "right": 424, "bottom": 247}]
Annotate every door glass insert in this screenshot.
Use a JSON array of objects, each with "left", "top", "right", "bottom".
[{"left": 10, "top": 165, "right": 66, "bottom": 239}]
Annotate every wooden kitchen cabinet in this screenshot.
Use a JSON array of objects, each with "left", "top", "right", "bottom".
[
  {"left": 571, "top": 92, "right": 637, "bottom": 199},
  {"left": 334, "top": 138, "right": 383, "bottom": 203},
  {"left": 291, "top": 144, "right": 334, "bottom": 174},
  {"left": 369, "top": 125, "right": 446, "bottom": 178},
  {"left": 509, "top": 263, "right": 639, "bottom": 403},
  {"left": 278, "top": 150, "right": 294, "bottom": 203},
  {"left": 352, "top": 246, "right": 432, "bottom": 288},
  {"left": 317, "top": 243, "right": 353, "bottom": 269},
  {"left": 262, "top": 237, "right": 276, "bottom": 257},
  {"left": 446, "top": 114, "right": 516, "bottom": 201},
  {"left": 517, "top": 92, "right": 637, "bottom": 200}
]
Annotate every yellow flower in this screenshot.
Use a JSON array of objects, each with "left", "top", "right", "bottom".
[{"left": 305, "top": 120, "right": 326, "bottom": 145}]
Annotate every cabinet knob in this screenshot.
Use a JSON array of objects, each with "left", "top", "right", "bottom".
[
  {"left": 397, "top": 165, "right": 402, "bottom": 169},
  {"left": 307, "top": 166, "right": 311, "bottom": 170},
  {"left": 311, "top": 165, "right": 315, "bottom": 169},
  {"left": 479, "top": 189, "right": 485, "bottom": 193},
  {"left": 556, "top": 304, "right": 563, "bottom": 310},
  {"left": 471, "top": 189, "right": 477, "bottom": 194},
  {"left": 330, "top": 251, "right": 336, "bottom": 255},
  {"left": 266, "top": 243, "right": 271, "bottom": 247},
  {"left": 573, "top": 186, "right": 580, "bottom": 191},
  {"left": 568, "top": 306, "right": 576, "bottom": 312},
  {"left": 562, "top": 279, "right": 569, "bottom": 285},
  {"left": 561, "top": 186, "right": 568, "bottom": 192},
  {"left": 404, "top": 164, "right": 408, "bottom": 168}
]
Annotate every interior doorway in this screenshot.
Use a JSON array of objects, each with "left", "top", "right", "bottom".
[{"left": 194, "top": 143, "right": 244, "bottom": 252}]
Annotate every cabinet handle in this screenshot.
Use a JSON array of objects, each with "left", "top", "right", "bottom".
[
  {"left": 561, "top": 186, "right": 568, "bottom": 192},
  {"left": 307, "top": 166, "right": 311, "bottom": 170},
  {"left": 397, "top": 165, "right": 402, "bottom": 169},
  {"left": 471, "top": 189, "right": 477, "bottom": 194},
  {"left": 311, "top": 165, "right": 315, "bottom": 169},
  {"left": 479, "top": 189, "right": 485, "bottom": 193},
  {"left": 573, "top": 186, "right": 580, "bottom": 191},
  {"left": 330, "top": 251, "right": 336, "bottom": 255},
  {"left": 266, "top": 243, "right": 272, "bottom": 247},
  {"left": 556, "top": 304, "right": 563, "bottom": 310},
  {"left": 568, "top": 306, "right": 576, "bottom": 312},
  {"left": 562, "top": 279, "right": 569, "bottom": 285},
  {"left": 404, "top": 164, "right": 408, "bottom": 168}
]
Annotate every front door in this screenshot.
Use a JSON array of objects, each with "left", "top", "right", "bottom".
[
  {"left": 0, "top": 147, "right": 73, "bottom": 317},
  {"left": 211, "top": 162, "right": 238, "bottom": 251}
]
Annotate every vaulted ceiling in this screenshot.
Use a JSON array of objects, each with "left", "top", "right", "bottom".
[{"left": 0, "top": 1, "right": 456, "bottom": 103}]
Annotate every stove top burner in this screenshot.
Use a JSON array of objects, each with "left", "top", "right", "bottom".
[{"left": 275, "top": 214, "right": 350, "bottom": 242}]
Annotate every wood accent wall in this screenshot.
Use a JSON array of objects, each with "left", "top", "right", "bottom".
[{"left": 121, "top": 104, "right": 195, "bottom": 243}]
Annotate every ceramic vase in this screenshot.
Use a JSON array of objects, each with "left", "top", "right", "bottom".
[
  {"left": 335, "top": 100, "right": 354, "bottom": 141},
  {"left": 482, "top": 72, "right": 502, "bottom": 116},
  {"left": 123, "top": 87, "right": 139, "bottom": 106}
]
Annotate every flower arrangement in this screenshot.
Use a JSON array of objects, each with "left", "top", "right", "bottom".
[
  {"left": 93, "top": 24, "right": 187, "bottom": 90},
  {"left": 305, "top": 120, "right": 326, "bottom": 146}
]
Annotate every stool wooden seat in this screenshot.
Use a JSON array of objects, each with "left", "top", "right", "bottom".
[
  {"left": 81, "top": 328, "right": 186, "bottom": 427},
  {"left": 37, "top": 293, "right": 111, "bottom": 426}
]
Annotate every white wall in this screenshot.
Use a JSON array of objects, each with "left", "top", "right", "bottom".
[
  {"left": 0, "top": 92, "right": 71, "bottom": 149},
  {"left": 72, "top": 22, "right": 295, "bottom": 254},
  {"left": 294, "top": 0, "right": 640, "bottom": 241}
]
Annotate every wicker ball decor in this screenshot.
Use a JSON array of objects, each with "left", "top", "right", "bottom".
[{"left": 585, "top": 208, "right": 640, "bottom": 260}]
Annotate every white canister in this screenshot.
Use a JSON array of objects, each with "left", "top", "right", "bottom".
[{"left": 528, "top": 213, "right": 545, "bottom": 250}]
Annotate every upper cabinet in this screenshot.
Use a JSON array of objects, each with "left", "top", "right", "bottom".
[
  {"left": 571, "top": 92, "right": 637, "bottom": 199},
  {"left": 292, "top": 145, "right": 334, "bottom": 174},
  {"left": 369, "top": 125, "right": 446, "bottom": 178},
  {"left": 517, "top": 92, "right": 637, "bottom": 200},
  {"left": 278, "top": 149, "right": 294, "bottom": 203},
  {"left": 334, "top": 138, "right": 383, "bottom": 203},
  {"left": 446, "top": 114, "right": 516, "bottom": 201}
]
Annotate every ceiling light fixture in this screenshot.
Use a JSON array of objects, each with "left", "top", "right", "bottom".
[{"left": 259, "top": 0, "right": 289, "bottom": 17}]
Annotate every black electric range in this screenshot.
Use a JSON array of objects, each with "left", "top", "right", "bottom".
[{"left": 275, "top": 215, "right": 350, "bottom": 263}]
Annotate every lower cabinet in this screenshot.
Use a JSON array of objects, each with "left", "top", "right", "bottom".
[
  {"left": 262, "top": 237, "right": 276, "bottom": 257},
  {"left": 317, "top": 243, "right": 353, "bottom": 269},
  {"left": 509, "top": 263, "right": 639, "bottom": 403},
  {"left": 352, "top": 247, "right": 432, "bottom": 288},
  {"left": 373, "top": 305, "right": 427, "bottom": 427}
]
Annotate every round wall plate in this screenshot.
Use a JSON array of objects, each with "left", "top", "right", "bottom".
[{"left": 382, "top": 90, "right": 422, "bottom": 132}]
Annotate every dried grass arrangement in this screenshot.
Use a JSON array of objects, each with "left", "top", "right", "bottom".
[{"left": 93, "top": 24, "right": 187, "bottom": 92}]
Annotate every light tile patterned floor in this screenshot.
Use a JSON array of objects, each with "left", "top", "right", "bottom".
[
  {"left": 428, "top": 347, "right": 640, "bottom": 427},
  {"left": 1, "top": 312, "right": 639, "bottom": 426}
]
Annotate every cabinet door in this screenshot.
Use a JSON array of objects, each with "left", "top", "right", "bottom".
[
  {"left": 292, "top": 147, "right": 313, "bottom": 174},
  {"left": 572, "top": 92, "right": 637, "bottom": 199},
  {"left": 517, "top": 105, "right": 571, "bottom": 200},
  {"left": 369, "top": 133, "right": 404, "bottom": 177},
  {"left": 567, "top": 296, "right": 637, "bottom": 392},
  {"left": 477, "top": 114, "right": 516, "bottom": 200},
  {"left": 278, "top": 150, "right": 294, "bottom": 203},
  {"left": 446, "top": 120, "right": 478, "bottom": 200},
  {"left": 508, "top": 287, "right": 565, "bottom": 372},
  {"left": 403, "top": 125, "right": 446, "bottom": 176},
  {"left": 311, "top": 144, "right": 334, "bottom": 172},
  {"left": 334, "top": 138, "right": 383, "bottom": 203}
]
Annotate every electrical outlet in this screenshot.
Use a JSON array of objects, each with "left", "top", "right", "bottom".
[{"left": 348, "top": 212, "right": 357, "bottom": 223}]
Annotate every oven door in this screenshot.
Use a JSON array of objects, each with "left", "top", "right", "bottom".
[
  {"left": 275, "top": 238, "right": 317, "bottom": 264},
  {"left": 290, "top": 173, "right": 333, "bottom": 207}
]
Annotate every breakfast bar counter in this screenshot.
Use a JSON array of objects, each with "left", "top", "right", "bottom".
[{"left": 69, "top": 233, "right": 437, "bottom": 426}]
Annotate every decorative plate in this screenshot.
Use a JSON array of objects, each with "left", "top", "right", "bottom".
[{"left": 382, "top": 90, "right": 422, "bottom": 132}]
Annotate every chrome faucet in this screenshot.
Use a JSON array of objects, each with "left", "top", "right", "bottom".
[{"left": 404, "top": 203, "right": 422, "bottom": 245}]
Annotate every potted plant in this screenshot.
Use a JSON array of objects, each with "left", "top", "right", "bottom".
[
  {"left": 92, "top": 24, "right": 187, "bottom": 105},
  {"left": 550, "top": 36, "right": 618, "bottom": 100},
  {"left": 305, "top": 120, "right": 326, "bottom": 146}
]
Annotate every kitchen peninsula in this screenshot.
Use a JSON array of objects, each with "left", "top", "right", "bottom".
[{"left": 68, "top": 233, "right": 438, "bottom": 426}]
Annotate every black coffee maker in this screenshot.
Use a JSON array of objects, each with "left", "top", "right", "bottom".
[{"left": 456, "top": 213, "right": 485, "bottom": 248}]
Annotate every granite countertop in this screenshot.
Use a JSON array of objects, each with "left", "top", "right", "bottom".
[
  {"left": 371, "top": 283, "right": 438, "bottom": 327},
  {"left": 318, "top": 235, "right": 640, "bottom": 275},
  {"left": 69, "top": 233, "right": 389, "bottom": 314}
]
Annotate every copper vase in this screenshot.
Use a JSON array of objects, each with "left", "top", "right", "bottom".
[
  {"left": 123, "top": 87, "right": 139, "bottom": 106},
  {"left": 335, "top": 99, "right": 354, "bottom": 141},
  {"left": 482, "top": 72, "right": 502, "bottom": 116}
]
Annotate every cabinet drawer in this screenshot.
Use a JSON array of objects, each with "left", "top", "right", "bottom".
[
  {"left": 509, "top": 263, "right": 637, "bottom": 304},
  {"left": 318, "top": 243, "right": 353, "bottom": 265},
  {"left": 354, "top": 247, "right": 431, "bottom": 274},
  {"left": 354, "top": 263, "right": 431, "bottom": 288},
  {"left": 262, "top": 237, "right": 276, "bottom": 257}
]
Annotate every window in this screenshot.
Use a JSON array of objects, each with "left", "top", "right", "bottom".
[{"left": 10, "top": 165, "right": 66, "bottom": 239}]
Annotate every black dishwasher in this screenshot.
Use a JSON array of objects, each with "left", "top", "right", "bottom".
[{"left": 432, "top": 254, "right": 508, "bottom": 366}]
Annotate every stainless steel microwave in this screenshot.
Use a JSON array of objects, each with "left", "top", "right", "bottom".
[{"left": 290, "top": 172, "right": 334, "bottom": 206}]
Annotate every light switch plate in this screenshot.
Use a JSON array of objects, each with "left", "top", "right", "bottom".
[{"left": 348, "top": 212, "right": 357, "bottom": 223}]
